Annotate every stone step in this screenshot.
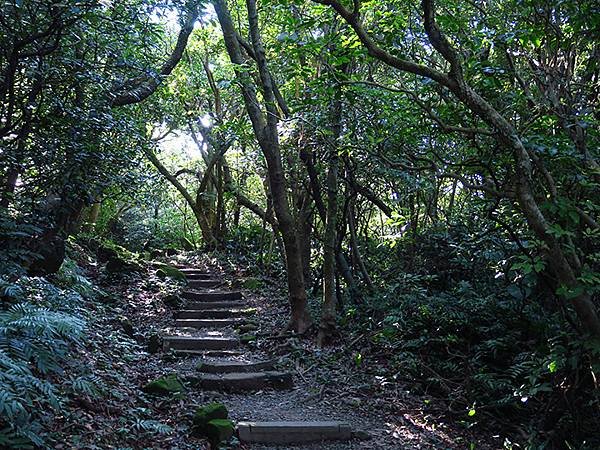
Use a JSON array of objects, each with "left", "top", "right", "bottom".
[
  {"left": 187, "top": 279, "right": 221, "bottom": 289},
  {"left": 174, "top": 318, "right": 245, "bottom": 328},
  {"left": 175, "top": 266, "right": 210, "bottom": 275},
  {"left": 186, "top": 273, "right": 215, "bottom": 280},
  {"left": 176, "top": 308, "right": 255, "bottom": 319},
  {"left": 179, "top": 268, "right": 210, "bottom": 274},
  {"left": 197, "top": 359, "right": 275, "bottom": 374},
  {"left": 183, "top": 301, "right": 246, "bottom": 310},
  {"left": 174, "top": 349, "right": 245, "bottom": 358},
  {"left": 182, "top": 291, "right": 243, "bottom": 302},
  {"left": 237, "top": 421, "right": 352, "bottom": 444},
  {"left": 163, "top": 336, "right": 239, "bottom": 351},
  {"left": 187, "top": 371, "right": 293, "bottom": 392}
]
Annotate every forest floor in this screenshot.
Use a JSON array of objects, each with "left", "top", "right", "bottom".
[{"left": 50, "top": 250, "right": 505, "bottom": 449}]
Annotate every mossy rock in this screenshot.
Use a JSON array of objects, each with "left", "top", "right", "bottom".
[
  {"left": 192, "top": 403, "right": 232, "bottom": 448},
  {"left": 236, "top": 323, "right": 259, "bottom": 333},
  {"left": 106, "top": 255, "right": 141, "bottom": 273},
  {"left": 147, "top": 333, "right": 161, "bottom": 354},
  {"left": 98, "top": 241, "right": 143, "bottom": 273},
  {"left": 142, "top": 373, "right": 185, "bottom": 395},
  {"left": 242, "top": 277, "right": 263, "bottom": 290},
  {"left": 99, "top": 241, "right": 140, "bottom": 262},
  {"left": 193, "top": 402, "right": 228, "bottom": 427},
  {"left": 206, "top": 419, "right": 234, "bottom": 449},
  {"left": 240, "top": 333, "right": 257, "bottom": 344},
  {"left": 155, "top": 264, "right": 186, "bottom": 281}
]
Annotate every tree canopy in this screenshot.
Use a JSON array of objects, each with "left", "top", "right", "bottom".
[{"left": 1, "top": 0, "right": 598, "bottom": 448}]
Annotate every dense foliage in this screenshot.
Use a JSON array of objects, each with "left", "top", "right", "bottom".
[{"left": 0, "top": 0, "right": 598, "bottom": 448}]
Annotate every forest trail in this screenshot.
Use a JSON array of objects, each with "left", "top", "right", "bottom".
[
  {"left": 154, "top": 259, "right": 497, "bottom": 449},
  {"left": 3, "top": 1, "right": 597, "bottom": 447},
  {"left": 163, "top": 265, "right": 358, "bottom": 448}
]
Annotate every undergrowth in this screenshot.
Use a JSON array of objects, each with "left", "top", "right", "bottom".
[
  {"left": 0, "top": 265, "right": 89, "bottom": 448},
  {"left": 220, "top": 224, "right": 600, "bottom": 449},
  {"left": 343, "top": 227, "right": 600, "bottom": 449}
]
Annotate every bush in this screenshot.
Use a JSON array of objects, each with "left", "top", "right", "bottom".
[
  {"left": 0, "top": 302, "right": 85, "bottom": 447},
  {"left": 0, "top": 259, "right": 93, "bottom": 447},
  {"left": 356, "top": 270, "right": 600, "bottom": 447}
]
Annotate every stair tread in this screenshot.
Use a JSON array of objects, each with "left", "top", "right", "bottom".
[
  {"left": 197, "top": 359, "right": 275, "bottom": 373},
  {"left": 176, "top": 318, "right": 244, "bottom": 323},
  {"left": 182, "top": 291, "right": 243, "bottom": 302},
  {"left": 163, "top": 335, "right": 238, "bottom": 341},
  {"left": 175, "top": 318, "right": 246, "bottom": 328},
  {"left": 176, "top": 308, "right": 255, "bottom": 319},
  {"left": 196, "top": 371, "right": 289, "bottom": 380},
  {"left": 187, "top": 280, "right": 221, "bottom": 286},
  {"left": 185, "top": 273, "right": 214, "bottom": 279},
  {"left": 183, "top": 301, "right": 246, "bottom": 310},
  {"left": 162, "top": 335, "right": 239, "bottom": 351},
  {"left": 187, "top": 371, "right": 293, "bottom": 391},
  {"left": 237, "top": 421, "right": 352, "bottom": 443},
  {"left": 174, "top": 349, "right": 245, "bottom": 357}
]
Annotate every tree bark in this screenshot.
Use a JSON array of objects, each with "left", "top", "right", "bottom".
[
  {"left": 143, "top": 147, "right": 217, "bottom": 247},
  {"left": 316, "top": 0, "right": 600, "bottom": 339},
  {"left": 299, "top": 147, "right": 358, "bottom": 293},
  {"left": 348, "top": 199, "right": 375, "bottom": 291},
  {"left": 317, "top": 81, "right": 344, "bottom": 346},
  {"left": 317, "top": 154, "right": 339, "bottom": 345},
  {"left": 213, "top": 0, "right": 311, "bottom": 332},
  {"left": 110, "top": 2, "right": 201, "bottom": 107}
]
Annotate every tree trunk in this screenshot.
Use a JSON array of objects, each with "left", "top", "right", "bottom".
[
  {"left": 82, "top": 202, "right": 101, "bottom": 232},
  {"left": 213, "top": 0, "right": 311, "bottom": 332},
  {"left": 348, "top": 199, "right": 374, "bottom": 291},
  {"left": 298, "top": 198, "right": 313, "bottom": 283},
  {"left": 144, "top": 147, "right": 217, "bottom": 247},
  {"left": 317, "top": 84, "right": 343, "bottom": 345},
  {"left": 317, "top": 149, "right": 339, "bottom": 345},
  {"left": 300, "top": 147, "right": 358, "bottom": 293}
]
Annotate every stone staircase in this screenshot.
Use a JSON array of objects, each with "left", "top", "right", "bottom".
[{"left": 161, "top": 266, "right": 353, "bottom": 446}]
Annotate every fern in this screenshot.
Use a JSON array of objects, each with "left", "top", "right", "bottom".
[
  {"left": 54, "top": 257, "right": 94, "bottom": 296},
  {"left": 70, "top": 375, "right": 101, "bottom": 398},
  {"left": 0, "top": 280, "right": 23, "bottom": 300},
  {"left": 133, "top": 419, "right": 173, "bottom": 435},
  {"left": 0, "top": 299, "right": 86, "bottom": 447}
]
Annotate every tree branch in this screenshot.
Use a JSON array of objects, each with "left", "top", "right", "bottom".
[
  {"left": 313, "top": 0, "right": 455, "bottom": 88},
  {"left": 421, "top": 0, "right": 463, "bottom": 79},
  {"left": 110, "top": 2, "right": 200, "bottom": 107},
  {"left": 341, "top": 80, "right": 494, "bottom": 136}
]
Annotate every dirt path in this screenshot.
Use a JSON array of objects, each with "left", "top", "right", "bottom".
[
  {"left": 156, "top": 257, "right": 501, "bottom": 449},
  {"left": 56, "top": 254, "right": 501, "bottom": 449}
]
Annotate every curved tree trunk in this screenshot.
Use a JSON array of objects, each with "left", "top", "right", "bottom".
[
  {"left": 144, "top": 147, "right": 217, "bottom": 248},
  {"left": 213, "top": 0, "right": 311, "bottom": 332},
  {"left": 317, "top": 0, "right": 600, "bottom": 339}
]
